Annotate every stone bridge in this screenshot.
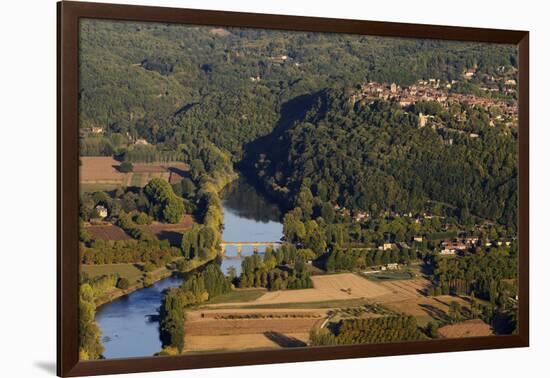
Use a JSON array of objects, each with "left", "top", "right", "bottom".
[{"left": 219, "top": 241, "right": 283, "bottom": 255}]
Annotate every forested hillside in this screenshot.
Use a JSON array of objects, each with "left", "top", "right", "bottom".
[
  {"left": 79, "top": 20, "right": 516, "bottom": 157},
  {"left": 80, "top": 19, "right": 517, "bottom": 227},
  {"left": 243, "top": 87, "right": 517, "bottom": 226}
]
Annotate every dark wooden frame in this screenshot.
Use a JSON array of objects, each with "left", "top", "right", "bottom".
[{"left": 57, "top": 1, "right": 529, "bottom": 376}]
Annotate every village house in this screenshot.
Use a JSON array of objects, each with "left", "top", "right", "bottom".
[
  {"left": 418, "top": 112, "right": 429, "bottom": 128},
  {"left": 91, "top": 126, "right": 104, "bottom": 134},
  {"left": 351, "top": 79, "right": 518, "bottom": 129},
  {"left": 463, "top": 67, "right": 477, "bottom": 79},
  {"left": 386, "top": 263, "right": 399, "bottom": 270},
  {"left": 382, "top": 243, "right": 395, "bottom": 251},
  {"left": 413, "top": 236, "right": 423, "bottom": 243},
  {"left": 463, "top": 236, "right": 479, "bottom": 245},
  {"left": 95, "top": 205, "right": 108, "bottom": 219},
  {"left": 440, "top": 248, "right": 456, "bottom": 256},
  {"left": 441, "top": 240, "right": 468, "bottom": 251},
  {"left": 134, "top": 138, "right": 149, "bottom": 146},
  {"left": 354, "top": 211, "right": 369, "bottom": 222}
]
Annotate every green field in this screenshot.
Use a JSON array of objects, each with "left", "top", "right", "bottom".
[
  {"left": 205, "top": 289, "right": 266, "bottom": 304},
  {"left": 362, "top": 270, "right": 415, "bottom": 281},
  {"left": 81, "top": 263, "right": 144, "bottom": 285},
  {"left": 80, "top": 183, "right": 123, "bottom": 193},
  {"left": 215, "top": 298, "right": 373, "bottom": 310},
  {"left": 129, "top": 173, "right": 144, "bottom": 187}
]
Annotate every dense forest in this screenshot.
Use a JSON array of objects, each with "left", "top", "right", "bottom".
[
  {"left": 80, "top": 19, "right": 517, "bottom": 227},
  {"left": 243, "top": 88, "right": 517, "bottom": 226},
  {"left": 79, "top": 19, "right": 516, "bottom": 157}
]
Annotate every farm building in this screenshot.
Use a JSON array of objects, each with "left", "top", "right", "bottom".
[
  {"left": 95, "top": 205, "right": 108, "bottom": 218},
  {"left": 440, "top": 248, "right": 456, "bottom": 256}
]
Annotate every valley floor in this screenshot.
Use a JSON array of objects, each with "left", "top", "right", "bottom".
[{"left": 183, "top": 272, "right": 493, "bottom": 353}]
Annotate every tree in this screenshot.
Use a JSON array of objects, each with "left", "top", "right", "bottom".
[
  {"left": 226, "top": 266, "right": 237, "bottom": 281},
  {"left": 296, "top": 187, "right": 314, "bottom": 220},
  {"left": 145, "top": 178, "right": 186, "bottom": 223},
  {"left": 320, "top": 202, "right": 335, "bottom": 223},
  {"left": 449, "top": 301, "right": 462, "bottom": 323},
  {"left": 79, "top": 284, "right": 104, "bottom": 360},
  {"left": 119, "top": 161, "right": 134, "bottom": 172},
  {"left": 117, "top": 277, "right": 130, "bottom": 289},
  {"left": 163, "top": 196, "right": 185, "bottom": 223},
  {"left": 426, "top": 321, "right": 439, "bottom": 338},
  {"left": 134, "top": 212, "right": 151, "bottom": 225}
]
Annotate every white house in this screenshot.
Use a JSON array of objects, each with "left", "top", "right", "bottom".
[
  {"left": 95, "top": 205, "right": 108, "bottom": 218},
  {"left": 440, "top": 248, "right": 456, "bottom": 256}
]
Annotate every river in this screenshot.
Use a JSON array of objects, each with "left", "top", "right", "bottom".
[
  {"left": 95, "top": 176, "right": 283, "bottom": 359},
  {"left": 219, "top": 177, "right": 284, "bottom": 276}
]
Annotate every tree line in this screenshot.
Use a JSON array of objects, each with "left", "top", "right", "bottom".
[
  {"left": 80, "top": 239, "right": 180, "bottom": 265},
  {"left": 310, "top": 315, "right": 426, "bottom": 346},
  {"left": 159, "top": 264, "right": 231, "bottom": 354},
  {"left": 79, "top": 284, "right": 104, "bottom": 360},
  {"left": 325, "top": 247, "right": 420, "bottom": 272},
  {"left": 237, "top": 246, "right": 313, "bottom": 290}
]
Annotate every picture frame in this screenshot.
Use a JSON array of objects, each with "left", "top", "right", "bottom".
[{"left": 57, "top": 1, "right": 529, "bottom": 376}]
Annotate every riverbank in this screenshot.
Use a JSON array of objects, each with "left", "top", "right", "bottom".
[
  {"left": 90, "top": 255, "right": 218, "bottom": 307},
  {"left": 91, "top": 170, "right": 239, "bottom": 308}
]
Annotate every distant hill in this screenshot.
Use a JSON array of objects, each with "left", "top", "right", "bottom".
[{"left": 79, "top": 19, "right": 517, "bottom": 159}]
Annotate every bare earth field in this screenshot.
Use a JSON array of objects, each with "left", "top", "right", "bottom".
[
  {"left": 365, "top": 278, "right": 471, "bottom": 325},
  {"left": 374, "top": 278, "right": 432, "bottom": 302},
  {"left": 208, "top": 273, "right": 391, "bottom": 308},
  {"left": 185, "top": 333, "right": 309, "bottom": 352},
  {"left": 438, "top": 319, "right": 493, "bottom": 338},
  {"left": 80, "top": 157, "right": 189, "bottom": 190},
  {"left": 386, "top": 295, "right": 471, "bottom": 321},
  {"left": 184, "top": 308, "right": 324, "bottom": 352},
  {"left": 184, "top": 273, "right": 487, "bottom": 352},
  {"left": 138, "top": 215, "right": 194, "bottom": 245},
  {"left": 80, "top": 156, "right": 124, "bottom": 184},
  {"left": 85, "top": 224, "right": 131, "bottom": 241},
  {"left": 138, "top": 215, "right": 194, "bottom": 234},
  {"left": 186, "top": 316, "right": 321, "bottom": 336}
]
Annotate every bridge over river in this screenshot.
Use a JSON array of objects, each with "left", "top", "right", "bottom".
[{"left": 219, "top": 241, "right": 283, "bottom": 255}]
